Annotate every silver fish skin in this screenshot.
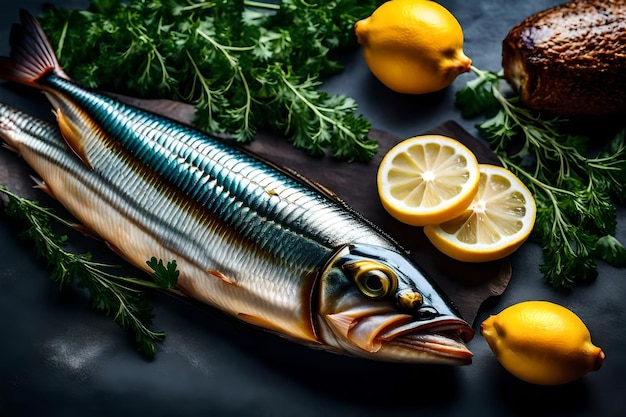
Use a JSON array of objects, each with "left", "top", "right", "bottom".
[{"left": 0, "top": 11, "right": 474, "bottom": 364}]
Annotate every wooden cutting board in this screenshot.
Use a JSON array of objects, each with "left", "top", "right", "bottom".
[
  {"left": 0, "top": 98, "right": 511, "bottom": 325},
  {"left": 245, "top": 123, "right": 511, "bottom": 324}
]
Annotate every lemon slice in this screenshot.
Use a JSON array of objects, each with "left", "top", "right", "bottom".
[
  {"left": 423, "top": 164, "right": 536, "bottom": 263},
  {"left": 377, "top": 135, "right": 480, "bottom": 226}
]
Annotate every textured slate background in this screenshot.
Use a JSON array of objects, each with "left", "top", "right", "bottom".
[{"left": 1, "top": 1, "right": 625, "bottom": 416}]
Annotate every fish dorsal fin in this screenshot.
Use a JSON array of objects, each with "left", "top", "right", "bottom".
[
  {"left": 110, "top": 91, "right": 348, "bottom": 207},
  {"left": 55, "top": 108, "right": 94, "bottom": 170},
  {"left": 235, "top": 144, "right": 348, "bottom": 206},
  {"left": 285, "top": 166, "right": 345, "bottom": 203},
  {"left": 110, "top": 92, "right": 197, "bottom": 126}
]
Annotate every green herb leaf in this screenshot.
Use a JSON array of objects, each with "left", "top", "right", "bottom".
[
  {"left": 1, "top": 187, "right": 179, "bottom": 356},
  {"left": 455, "top": 66, "right": 502, "bottom": 118},
  {"left": 40, "top": 0, "right": 380, "bottom": 161},
  {"left": 147, "top": 257, "right": 179, "bottom": 289},
  {"left": 596, "top": 235, "right": 626, "bottom": 267},
  {"left": 456, "top": 67, "right": 626, "bottom": 289}
]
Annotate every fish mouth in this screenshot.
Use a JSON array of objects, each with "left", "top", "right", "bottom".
[
  {"left": 326, "top": 309, "right": 474, "bottom": 364},
  {"left": 377, "top": 317, "right": 474, "bottom": 364}
]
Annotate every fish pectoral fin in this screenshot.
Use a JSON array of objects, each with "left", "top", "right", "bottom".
[
  {"left": 30, "top": 175, "right": 57, "bottom": 199},
  {"left": 207, "top": 269, "right": 236, "bottom": 285},
  {"left": 326, "top": 312, "right": 382, "bottom": 353},
  {"left": 54, "top": 107, "right": 94, "bottom": 170},
  {"left": 326, "top": 312, "right": 358, "bottom": 339}
]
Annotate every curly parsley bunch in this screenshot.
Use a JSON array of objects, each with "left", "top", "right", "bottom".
[{"left": 41, "top": 0, "right": 380, "bottom": 161}]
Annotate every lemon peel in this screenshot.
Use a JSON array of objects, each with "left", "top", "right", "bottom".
[
  {"left": 481, "top": 301, "right": 605, "bottom": 385},
  {"left": 354, "top": 0, "right": 472, "bottom": 94}
]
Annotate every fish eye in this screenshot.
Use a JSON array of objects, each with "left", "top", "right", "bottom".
[{"left": 344, "top": 261, "right": 398, "bottom": 300}]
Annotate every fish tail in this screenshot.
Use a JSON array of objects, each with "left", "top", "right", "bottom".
[
  {"left": 0, "top": 11, "right": 99, "bottom": 169},
  {"left": 0, "top": 10, "right": 69, "bottom": 88}
]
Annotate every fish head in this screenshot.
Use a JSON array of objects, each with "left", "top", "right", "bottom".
[{"left": 315, "top": 244, "right": 474, "bottom": 364}]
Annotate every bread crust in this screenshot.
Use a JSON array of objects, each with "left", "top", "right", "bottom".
[{"left": 502, "top": 0, "right": 626, "bottom": 115}]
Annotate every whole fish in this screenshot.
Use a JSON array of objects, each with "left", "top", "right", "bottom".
[{"left": 0, "top": 11, "right": 474, "bottom": 364}]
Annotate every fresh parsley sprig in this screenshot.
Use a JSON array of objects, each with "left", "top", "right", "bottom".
[
  {"left": 40, "top": 0, "right": 379, "bottom": 161},
  {"left": 456, "top": 67, "right": 626, "bottom": 288},
  {"left": 0, "top": 187, "right": 179, "bottom": 356}
]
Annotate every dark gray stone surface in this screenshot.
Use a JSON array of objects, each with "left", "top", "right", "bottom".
[{"left": 1, "top": 1, "right": 624, "bottom": 416}]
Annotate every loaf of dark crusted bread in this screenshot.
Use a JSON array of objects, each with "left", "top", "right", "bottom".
[{"left": 502, "top": 0, "right": 626, "bottom": 115}]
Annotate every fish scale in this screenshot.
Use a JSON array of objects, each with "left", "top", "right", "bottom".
[
  {"left": 1, "top": 99, "right": 323, "bottom": 341},
  {"left": 44, "top": 74, "right": 394, "bottom": 256}
]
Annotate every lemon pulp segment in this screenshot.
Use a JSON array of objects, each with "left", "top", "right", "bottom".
[
  {"left": 377, "top": 135, "right": 480, "bottom": 226},
  {"left": 387, "top": 143, "right": 472, "bottom": 208},
  {"left": 424, "top": 164, "right": 536, "bottom": 262}
]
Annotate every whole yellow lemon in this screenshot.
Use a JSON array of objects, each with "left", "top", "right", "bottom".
[
  {"left": 354, "top": 0, "right": 472, "bottom": 94},
  {"left": 481, "top": 301, "right": 605, "bottom": 385}
]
